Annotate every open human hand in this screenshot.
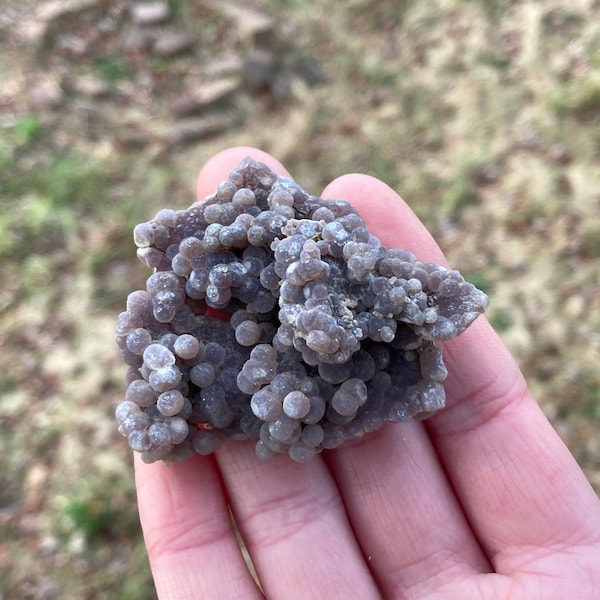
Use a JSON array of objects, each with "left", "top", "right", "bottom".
[{"left": 134, "top": 147, "right": 600, "bottom": 599}]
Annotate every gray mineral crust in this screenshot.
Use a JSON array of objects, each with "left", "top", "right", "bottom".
[{"left": 115, "top": 158, "right": 488, "bottom": 463}]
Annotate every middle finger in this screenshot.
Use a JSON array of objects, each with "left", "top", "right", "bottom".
[{"left": 326, "top": 420, "right": 491, "bottom": 598}]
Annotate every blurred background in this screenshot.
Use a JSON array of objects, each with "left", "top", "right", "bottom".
[{"left": 1, "top": 0, "right": 599, "bottom": 597}]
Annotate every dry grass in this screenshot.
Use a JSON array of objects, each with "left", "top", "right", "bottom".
[{"left": 1, "top": 0, "right": 599, "bottom": 597}]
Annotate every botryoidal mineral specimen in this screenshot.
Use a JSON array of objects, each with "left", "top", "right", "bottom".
[{"left": 115, "top": 158, "right": 488, "bottom": 463}]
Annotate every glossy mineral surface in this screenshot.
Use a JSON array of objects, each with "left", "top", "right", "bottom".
[{"left": 115, "top": 158, "right": 488, "bottom": 463}]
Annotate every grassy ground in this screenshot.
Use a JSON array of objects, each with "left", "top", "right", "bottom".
[{"left": 1, "top": 0, "right": 599, "bottom": 597}]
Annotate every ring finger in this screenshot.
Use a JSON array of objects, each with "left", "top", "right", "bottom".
[{"left": 216, "top": 440, "right": 382, "bottom": 599}]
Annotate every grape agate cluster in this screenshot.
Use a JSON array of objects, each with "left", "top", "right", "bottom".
[{"left": 115, "top": 158, "right": 488, "bottom": 463}]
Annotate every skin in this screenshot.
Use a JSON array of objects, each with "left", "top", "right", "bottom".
[{"left": 135, "top": 147, "right": 600, "bottom": 599}]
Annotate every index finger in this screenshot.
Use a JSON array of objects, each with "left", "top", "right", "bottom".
[{"left": 322, "top": 174, "right": 600, "bottom": 569}]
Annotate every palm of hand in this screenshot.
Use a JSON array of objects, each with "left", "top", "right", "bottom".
[{"left": 135, "top": 148, "right": 600, "bottom": 599}]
